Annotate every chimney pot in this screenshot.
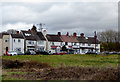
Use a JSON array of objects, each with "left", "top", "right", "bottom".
[
  {"left": 58, "top": 32, "right": 61, "bottom": 36},
  {"left": 66, "top": 32, "right": 69, "bottom": 36},
  {"left": 16, "top": 31, "right": 19, "bottom": 34},
  {"left": 73, "top": 32, "right": 77, "bottom": 37},
  {"left": 80, "top": 33, "right": 84, "bottom": 38}
]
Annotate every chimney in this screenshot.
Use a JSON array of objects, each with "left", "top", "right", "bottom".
[
  {"left": 66, "top": 32, "right": 69, "bottom": 36},
  {"left": 28, "top": 29, "right": 31, "bottom": 31},
  {"left": 42, "top": 29, "right": 47, "bottom": 36},
  {"left": 80, "top": 33, "right": 84, "bottom": 38},
  {"left": 58, "top": 32, "right": 61, "bottom": 36},
  {"left": 16, "top": 31, "right": 19, "bottom": 34},
  {"left": 31, "top": 30, "right": 34, "bottom": 34},
  {"left": 73, "top": 32, "right": 77, "bottom": 37}
]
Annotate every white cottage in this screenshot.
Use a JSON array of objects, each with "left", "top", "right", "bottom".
[
  {"left": 21, "top": 30, "right": 46, "bottom": 52},
  {"left": 46, "top": 32, "right": 62, "bottom": 53},
  {"left": 77, "top": 33, "right": 100, "bottom": 54},
  {"left": 10, "top": 34, "right": 24, "bottom": 53},
  {"left": 21, "top": 30, "right": 37, "bottom": 52}
]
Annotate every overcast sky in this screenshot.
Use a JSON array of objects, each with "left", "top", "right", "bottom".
[{"left": 0, "top": 1, "right": 118, "bottom": 36}]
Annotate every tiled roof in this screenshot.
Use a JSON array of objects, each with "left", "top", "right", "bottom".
[
  {"left": 37, "top": 32, "right": 46, "bottom": 40},
  {"left": 46, "top": 34, "right": 62, "bottom": 42},
  {"left": 21, "top": 30, "right": 46, "bottom": 41},
  {"left": 87, "top": 37, "right": 100, "bottom": 44},
  {"left": 77, "top": 37, "right": 88, "bottom": 43},
  {"left": 0, "top": 33, "right": 2, "bottom": 38},
  {"left": 70, "top": 36, "right": 79, "bottom": 42},
  {"left": 21, "top": 30, "right": 37, "bottom": 41},
  {"left": 60, "top": 35, "right": 79, "bottom": 42},
  {"left": 11, "top": 34, "right": 24, "bottom": 39},
  {"left": 0, "top": 32, "right": 9, "bottom": 38}
]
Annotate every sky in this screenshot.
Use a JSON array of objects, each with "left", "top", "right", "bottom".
[{"left": 0, "top": 0, "right": 118, "bottom": 36}]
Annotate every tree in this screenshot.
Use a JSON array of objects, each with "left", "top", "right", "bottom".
[
  {"left": 97, "top": 30, "right": 118, "bottom": 43},
  {"left": 7, "top": 29, "right": 18, "bottom": 34},
  {"left": 97, "top": 30, "right": 119, "bottom": 51}
]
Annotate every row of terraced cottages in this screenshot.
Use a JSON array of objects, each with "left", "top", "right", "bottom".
[{"left": 0, "top": 29, "right": 100, "bottom": 55}]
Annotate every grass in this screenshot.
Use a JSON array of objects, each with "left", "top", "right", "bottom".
[
  {"left": 2, "top": 54, "right": 119, "bottom": 67},
  {"left": 2, "top": 54, "right": 119, "bottom": 80}
]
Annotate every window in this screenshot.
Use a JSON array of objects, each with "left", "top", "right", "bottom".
[
  {"left": 88, "top": 44, "right": 91, "bottom": 46},
  {"left": 28, "top": 42, "right": 31, "bottom": 44},
  {"left": 32, "top": 42, "right": 34, "bottom": 44},
  {"left": 79, "top": 43, "right": 81, "bottom": 45},
  {"left": 38, "top": 47, "right": 44, "bottom": 51},
  {"left": 18, "top": 39, "right": 21, "bottom": 42},
  {"left": 38, "top": 41, "right": 43, "bottom": 44},
  {"left": 52, "top": 42, "right": 54, "bottom": 45},
  {"left": 28, "top": 41, "right": 34, "bottom": 45},
  {"left": 65, "top": 42, "right": 68, "bottom": 45},
  {"left": 96, "top": 44, "right": 98, "bottom": 47},
  {"left": 82, "top": 49, "right": 84, "bottom": 53},
  {"left": 60, "top": 42, "right": 62, "bottom": 45},
  {"left": 82, "top": 43, "right": 85, "bottom": 46},
  {"left": 5, "top": 39, "right": 8, "bottom": 42},
  {"left": 71, "top": 42, "right": 73, "bottom": 46},
  {"left": 74, "top": 43, "right": 76, "bottom": 45},
  {"left": 15, "top": 48, "right": 21, "bottom": 51}
]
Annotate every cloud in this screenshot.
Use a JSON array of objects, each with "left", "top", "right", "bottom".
[{"left": 1, "top": 2, "right": 118, "bottom": 36}]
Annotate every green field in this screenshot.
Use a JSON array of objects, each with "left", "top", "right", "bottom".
[{"left": 2, "top": 54, "right": 119, "bottom": 67}]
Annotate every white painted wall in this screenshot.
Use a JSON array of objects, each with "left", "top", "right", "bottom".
[
  {"left": 12, "top": 38, "right": 24, "bottom": 53},
  {"left": 10, "top": 35, "right": 12, "bottom": 51},
  {"left": 26, "top": 40, "right": 37, "bottom": 51},
  {"left": 47, "top": 41, "right": 61, "bottom": 53},
  {"left": 37, "top": 40, "right": 46, "bottom": 51},
  {"left": 92, "top": 44, "right": 100, "bottom": 52}
]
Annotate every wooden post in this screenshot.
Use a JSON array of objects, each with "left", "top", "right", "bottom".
[{"left": 94, "top": 31, "right": 97, "bottom": 57}]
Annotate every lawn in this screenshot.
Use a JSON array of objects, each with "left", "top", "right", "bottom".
[{"left": 2, "top": 54, "right": 119, "bottom": 67}]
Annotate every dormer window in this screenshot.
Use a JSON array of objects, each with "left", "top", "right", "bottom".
[{"left": 25, "top": 33, "right": 31, "bottom": 36}]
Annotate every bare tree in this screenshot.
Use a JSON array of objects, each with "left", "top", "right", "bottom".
[
  {"left": 7, "top": 29, "right": 18, "bottom": 34},
  {"left": 97, "top": 30, "right": 118, "bottom": 43}
]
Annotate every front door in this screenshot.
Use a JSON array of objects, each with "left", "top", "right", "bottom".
[{"left": 6, "top": 47, "right": 8, "bottom": 55}]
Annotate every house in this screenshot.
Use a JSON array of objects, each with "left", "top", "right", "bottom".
[
  {"left": 87, "top": 37, "right": 100, "bottom": 52},
  {"left": 0, "top": 32, "right": 25, "bottom": 55},
  {"left": 45, "top": 32, "right": 100, "bottom": 54},
  {"left": 21, "top": 30, "right": 46, "bottom": 52},
  {"left": 46, "top": 32, "right": 62, "bottom": 53},
  {"left": 0, "top": 26, "right": 100, "bottom": 55},
  {"left": 0, "top": 32, "right": 10, "bottom": 55},
  {"left": 10, "top": 33, "right": 24, "bottom": 53},
  {"left": 31, "top": 30, "right": 46, "bottom": 51},
  {"left": 77, "top": 33, "right": 100, "bottom": 54},
  {"left": 21, "top": 30, "right": 37, "bottom": 52},
  {"left": 60, "top": 32, "right": 80, "bottom": 54}
]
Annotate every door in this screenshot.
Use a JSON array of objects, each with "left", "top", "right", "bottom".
[{"left": 6, "top": 47, "right": 8, "bottom": 55}]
